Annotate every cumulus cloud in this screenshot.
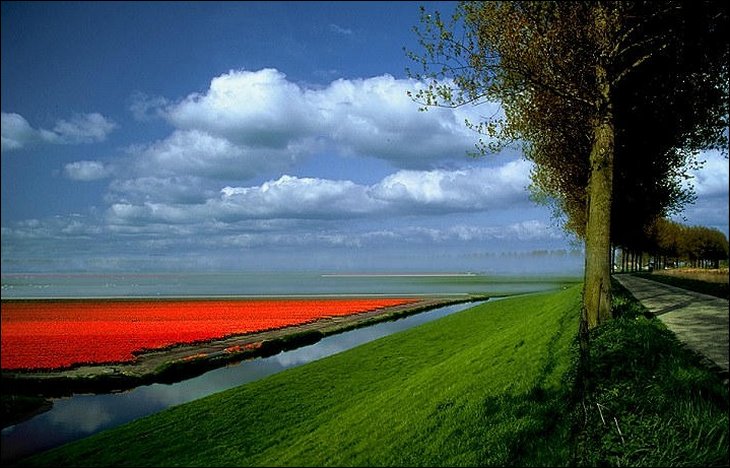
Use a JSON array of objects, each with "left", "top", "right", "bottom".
[
  {"left": 106, "top": 175, "right": 381, "bottom": 225},
  {"left": 1, "top": 113, "right": 38, "bottom": 151},
  {"left": 99, "top": 68, "right": 500, "bottom": 209},
  {"left": 2, "top": 69, "right": 554, "bottom": 274},
  {"left": 313, "top": 75, "right": 483, "bottom": 166},
  {"left": 129, "top": 92, "right": 169, "bottom": 121},
  {"left": 105, "top": 161, "right": 532, "bottom": 226},
  {"left": 165, "top": 69, "right": 315, "bottom": 148},
  {"left": 218, "top": 175, "right": 382, "bottom": 218},
  {"left": 64, "top": 161, "right": 113, "bottom": 181},
  {"left": 100, "top": 67, "right": 511, "bottom": 220},
  {"left": 671, "top": 150, "right": 729, "bottom": 233},
  {"left": 691, "top": 150, "right": 729, "bottom": 198},
  {"left": 370, "top": 160, "right": 530, "bottom": 210},
  {"left": 1, "top": 111, "right": 116, "bottom": 152},
  {"left": 130, "top": 129, "right": 306, "bottom": 180},
  {"left": 156, "top": 68, "right": 489, "bottom": 169},
  {"left": 44, "top": 113, "right": 117, "bottom": 144}
]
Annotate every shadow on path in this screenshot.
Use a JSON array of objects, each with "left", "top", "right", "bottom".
[{"left": 614, "top": 274, "right": 729, "bottom": 376}]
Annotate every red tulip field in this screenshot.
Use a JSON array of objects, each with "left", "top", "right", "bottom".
[{"left": 1, "top": 298, "right": 417, "bottom": 370}]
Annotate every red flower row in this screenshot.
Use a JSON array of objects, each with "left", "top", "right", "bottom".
[{"left": 1, "top": 298, "right": 416, "bottom": 370}]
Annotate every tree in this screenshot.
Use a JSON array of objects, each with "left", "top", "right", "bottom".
[
  {"left": 683, "top": 225, "right": 730, "bottom": 268},
  {"left": 407, "top": 1, "right": 728, "bottom": 330},
  {"left": 609, "top": 2, "right": 728, "bottom": 264},
  {"left": 643, "top": 220, "right": 729, "bottom": 269}
]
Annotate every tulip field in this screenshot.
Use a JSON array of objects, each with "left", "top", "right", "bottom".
[{"left": 1, "top": 298, "right": 417, "bottom": 370}]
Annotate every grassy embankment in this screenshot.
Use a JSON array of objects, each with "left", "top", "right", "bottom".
[
  {"left": 635, "top": 268, "right": 729, "bottom": 299},
  {"left": 20, "top": 281, "right": 729, "bottom": 466},
  {"left": 22, "top": 286, "right": 582, "bottom": 467}
]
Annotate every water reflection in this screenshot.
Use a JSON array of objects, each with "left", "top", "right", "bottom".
[{"left": 2, "top": 301, "right": 484, "bottom": 463}]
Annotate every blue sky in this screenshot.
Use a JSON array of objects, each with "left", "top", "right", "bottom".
[{"left": 1, "top": 2, "right": 727, "bottom": 274}]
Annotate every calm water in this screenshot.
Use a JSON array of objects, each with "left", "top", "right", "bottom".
[
  {"left": 2, "top": 300, "right": 489, "bottom": 463},
  {"left": 1, "top": 271, "right": 574, "bottom": 299}
]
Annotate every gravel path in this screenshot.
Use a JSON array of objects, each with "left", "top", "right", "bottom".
[{"left": 614, "top": 274, "right": 729, "bottom": 374}]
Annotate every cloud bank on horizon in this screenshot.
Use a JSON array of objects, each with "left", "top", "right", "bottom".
[{"left": 1, "top": 3, "right": 726, "bottom": 274}]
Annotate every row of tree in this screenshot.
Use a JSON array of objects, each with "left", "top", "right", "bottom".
[
  {"left": 617, "top": 219, "right": 729, "bottom": 272},
  {"left": 408, "top": 1, "right": 729, "bottom": 331}
]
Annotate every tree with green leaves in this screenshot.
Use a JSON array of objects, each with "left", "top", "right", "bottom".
[
  {"left": 407, "top": 1, "right": 728, "bottom": 330},
  {"left": 641, "top": 219, "right": 729, "bottom": 269}
]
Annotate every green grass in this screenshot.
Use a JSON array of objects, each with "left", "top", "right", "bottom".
[
  {"left": 21, "top": 286, "right": 582, "bottom": 467},
  {"left": 18, "top": 281, "right": 728, "bottom": 467},
  {"left": 634, "top": 272, "right": 729, "bottom": 299},
  {"left": 575, "top": 280, "right": 729, "bottom": 466}
]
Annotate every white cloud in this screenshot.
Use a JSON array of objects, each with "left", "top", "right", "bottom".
[
  {"left": 2, "top": 69, "right": 557, "bottom": 274},
  {"left": 691, "top": 150, "right": 729, "bottom": 198},
  {"left": 105, "top": 160, "right": 532, "bottom": 226},
  {"left": 107, "top": 176, "right": 213, "bottom": 204},
  {"left": 157, "top": 69, "right": 490, "bottom": 169},
  {"left": 672, "top": 150, "right": 729, "bottom": 234},
  {"left": 1, "top": 111, "right": 116, "bottom": 152},
  {"left": 217, "top": 175, "right": 382, "bottom": 219},
  {"left": 129, "top": 92, "right": 170, "bottom": 121},
  {"left": 312, "top": 75, "right": 489, "bottom": 167},
  {"left": 165, "top": 69, "right": 315, "bottom": 148},
  {"left": 100, "top": 69, "right": 501, "bottom": 210},
  {"left": 106, "top": 175, "right": 380, "bottom": 225},
  {"left": 2, "top": 215, "right": 102, "bottom": 239},
  {"left": 375, "top": 221, "right": 560, "bottom": 244},
  {"left": 329, "top": 23, "right": 353, "bottom": 35},
  {"left": 64, "top": 161, "right": 113, "bottom": 181},
  {"left": 1, "top": 112, "right": 38, "bottom": 151},
  {"left": 370, "top": 159, "right": 530, "bottom": 210},
  {"left": 499, "top": 219, "right": 563, "bottom": 240},
  {"left": 130, "top": 129, "right": 305, "bottom": 180},
  {"left": 44, "top": 113, "right": 117, "bottom": 144}
]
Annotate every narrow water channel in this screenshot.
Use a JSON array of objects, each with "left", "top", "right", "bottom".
[{"left": 2, "top": 300, "right": 487, "bottom": 462}]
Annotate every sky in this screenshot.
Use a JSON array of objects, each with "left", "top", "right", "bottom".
[{"left": 1, "top": 1, "right": 727, "bottom": 275}]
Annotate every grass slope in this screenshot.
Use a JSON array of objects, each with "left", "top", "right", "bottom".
[{"left": 22, "top": 286, "right": 582, "bottom": 467}]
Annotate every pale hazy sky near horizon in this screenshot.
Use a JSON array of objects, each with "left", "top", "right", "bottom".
[{"left": 2, "top": 1, "right": 727, "bottom": 274}]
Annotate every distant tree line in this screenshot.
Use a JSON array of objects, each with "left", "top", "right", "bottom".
[{"left": 616, "top": 218, "right": 729, "bottom": 272}]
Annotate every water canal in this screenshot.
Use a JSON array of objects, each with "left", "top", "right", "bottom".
[{"left": 2, "top": 299, "right": 489, "bottom": 462}]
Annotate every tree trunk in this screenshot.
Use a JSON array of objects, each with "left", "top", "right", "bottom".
[
  {"left": 611, "top": 245, "right": 616, "bottom": 273},
  {"left": 628, "top": 250, "right": 631, "bottom": 272},
  {"left": 628, "top": 251, "right": 631, "bottom": 272},
  {"left": 583, "top": 96, "right": 614, "bottom": 328}
]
